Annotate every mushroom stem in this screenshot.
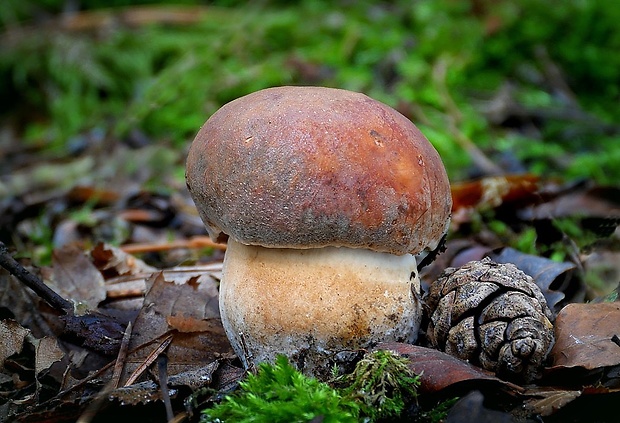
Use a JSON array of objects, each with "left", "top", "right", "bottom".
[{"left": 219, "top": 239, "right": 422, "bottom": 378}]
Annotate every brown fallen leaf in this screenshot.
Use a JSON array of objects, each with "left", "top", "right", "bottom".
[
  {"left": 451, "top": 174, "right": 541, "bottom": 214},
  {"left": 109, "top": 360, "right": 221, "bottom": 406},
  {"left": 0, "top": 319, "right": 30, "bottom": 370},
  {"left": 520, "top": 387, "right": 582, "bottom": 417},
  {"left": 520, "top": 185, "right": 620, "bottom": 221},
  {"left": 376, "top": 342, "right": 524, "bottom": 396},
  {"left": 549, "top": 302, "right": 620, "bottom": 370},
  {"left": 40, "top": 245, "right": 107, "bottom": 311},
  {"left": 33, "top": 336, "right": 65, "bottom": 377},
  {"left": 450, "top": 175, "right": 542, "bottom": 228},
  {"left": 90, "top": 242, "right": 156, "bottom": 279},
  {"left": 120, "top": 271, "right": 232, "bottom": 385},
  {"left": 32, "top": 336, "right": 66, "bottom": 398},
  {"left": 102, "top": 263, "right": 222, "bottom": 307}
]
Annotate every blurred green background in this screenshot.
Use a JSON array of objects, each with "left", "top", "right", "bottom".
[{"left": 1, "top": 0, "right": 619, "bottom": 184}]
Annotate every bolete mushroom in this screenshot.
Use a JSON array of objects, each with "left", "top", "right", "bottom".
[{"left": 186, "top": 86, "right": 451, "bottom": 378}]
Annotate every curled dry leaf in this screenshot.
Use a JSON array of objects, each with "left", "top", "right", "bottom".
[
  {"left": 519, "top": 185, "right": 620, "bottom": 221},
  {"left": 0, "top": 319, "right": 30, "bottom": 370},
  {"left": 549, "top": 302, "right": 620, "bottom": 370},
  {"left": 451, "top": 175, "right": 541, "bottom": 219},
  {"left": 376, "top": 342, "right": 523, "bottom": 396},
  {"left": 90, "top": 242, "right": 156, "bottom": 278},
  {"left": 0, "top": 320, "right": 64, "bottom": 400}
]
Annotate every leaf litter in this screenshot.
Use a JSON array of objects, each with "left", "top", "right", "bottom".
[
  {"left": 0, "top": 6, "right": 619, "bottom": 422},
  {"left": 0, "top": 184, "right": 615, "bottom": 422},
  {"left": 1, "top": 157, "right": 619, "bottom": 421},
  {"left": 0, "top": 135, "right": 618, "bottom": 423}
]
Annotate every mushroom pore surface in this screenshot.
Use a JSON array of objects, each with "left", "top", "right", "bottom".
[{"left": 185, "top": 86, "right": 451, "bottom": 255}]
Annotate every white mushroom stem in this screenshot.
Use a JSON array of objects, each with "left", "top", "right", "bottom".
[{"left": 219, "top": 238, "right": 422, "bottom": 377}]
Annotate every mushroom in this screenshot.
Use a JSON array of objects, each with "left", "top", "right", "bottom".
[{"left": 185, "top": 86, "right": 451, "bottom": 378}]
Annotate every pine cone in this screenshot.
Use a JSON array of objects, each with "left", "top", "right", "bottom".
[{"left": 424, "top": 257, "right": 555, "bottom": 383}]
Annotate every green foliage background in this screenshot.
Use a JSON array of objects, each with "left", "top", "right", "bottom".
[{"left": 1, "top": 0, "right": 619, "bottom": 183}]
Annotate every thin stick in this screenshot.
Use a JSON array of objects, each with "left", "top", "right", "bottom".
[
  {"left": 157, "top": 354, "right": 174, "bottom": 421},
  {"left": 0, "top": 241, "right": 72, "bottom": 313},
  {"left": 124, "top": 333, "right": 174, "bottom": 386},
  {"left": 111, "top": 322, "right": 133, "bottom": 388},
  {"left": 432, "top": 58, "right": 504, "bottom": 176},
  {"left": 120, "top": 236, "right": 227, "bottom": 254}
]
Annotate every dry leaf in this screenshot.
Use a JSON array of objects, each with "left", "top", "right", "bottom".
[
  {"left": 549, "top": 302, "right": 620, "bottom": 369},
  {"left": 522, "top": 388, "right": 582, "bottom": 417},
  {"left": 121, "top": 271, "right": 231, "bottom": 385},
  {"left": 102, "top": 263, "right": 222, "bottom": 326},
  {"left": 451, "top": 174, "right": 541, "bottom": 214},
  {"left": 108, "top": 360, "right": 220, "bottom": 406},
  {"left": 33, "top": 336, "right": 65, "bottom": 376},
  {"left": 0, "top": 319, "right": 30, "bottom": 370},
  {"left": 376, "top": 342, "right": 524, "bottom": 395},
  {"left": 520, "top": 185, "right": 620, "bottom": 221},
  {"left": 42, "top": 245, "right": 106, "bottom": 310},
  {"left": 90, "top": 242, "right": 156, "bottom": 278}
]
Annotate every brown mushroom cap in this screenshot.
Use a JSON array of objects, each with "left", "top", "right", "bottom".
[{"left": 186, "top": 86, "right": 451, "bottom": 255}]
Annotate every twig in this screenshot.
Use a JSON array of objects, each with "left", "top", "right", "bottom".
[
  {"left": 75, "top": 322, "right": 132, "bottom": 423},
  {"left": 76, "top": 379, "right": 117, "bottom": 423},
  {"left": 124, "top": 333, "right": 174, "bottom": 386},
  {"left": 120, "top": 236, "right": 227, "bottom": 254},
  {"left": 2, "top": 5, "right": 214, "bottom": 41},
  {"left": 1, "top": 241, "right": 128, "bottom": 356},
  {"left": 157, "top": 354, "right": 174, "bottom": 422},
  {"left": 38, "top": 330, "right": 174, "bottom": 409},
  {"left": 433, "top": 58, "right": 504, "bottom": 176},
  {"left": 0, "top": 240, "right": 72, "bottom": 313},
  {"left": 111, "top": 322, "right": 133, "bottom": 388},
  {"left": 237, "top": 332, "right": 257, "bottom": 374},
  {"left": 534, "top": 45, "right": 579, "bottom": 106}
]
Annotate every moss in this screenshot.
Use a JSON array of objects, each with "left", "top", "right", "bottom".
[
  {"left": 334, "top": 349, "right": 421, "bottom": 421},
  {"left": 201, "top": 355, "right": 359, "bottom": 423},
  {"left": 202, "top": 350, "right": 426, "bottom": 422}
]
